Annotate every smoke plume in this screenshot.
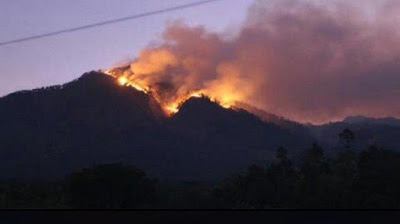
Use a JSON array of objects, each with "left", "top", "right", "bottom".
[{"left": 109, "top": 0, "right": 400, "bottom": 124}]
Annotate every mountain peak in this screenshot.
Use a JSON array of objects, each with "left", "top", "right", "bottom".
[{"left": 177, "top": 96, "right": 229, "bottom": 114}]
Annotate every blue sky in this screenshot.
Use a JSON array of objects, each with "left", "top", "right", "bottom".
[{"left": 0, "top": 0, "right": 252, "bottom": 96}]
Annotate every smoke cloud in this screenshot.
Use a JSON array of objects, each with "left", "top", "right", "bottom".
[{"left": 116, "top": 0, "right": 400, "bottom": 124}]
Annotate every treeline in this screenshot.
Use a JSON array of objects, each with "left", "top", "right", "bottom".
[
  {"left": 212, "top": 144, "right": 400, "bottom": 208},
  {"left": 1, "top": 129, "right": 400, "bottom": 209}
]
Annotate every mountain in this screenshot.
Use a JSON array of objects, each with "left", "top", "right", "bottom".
[
  {"left": 0, "top": 72, "right": 171, "bottom": 179},
  {"left": 1, "top": 71, "right": 398, "bottom": 180},
  {"left": 235, "top": 102, "right": 303, "bottom": 129},
  {"left": 0, "top": 71, "right": 313, "bottom": 180},
  {"left": 309, "top": 118, "right": 400, "bottom": 157},
  {"left": 234, "top": 102, "right": 313, "bottom": 140},
  {"left": 165, "top": 97, "right": 313, "bottom": 179},
  {"left": 235, "top": 103, "right": 399, "bottom": 156},
  {"left": 343, "top": 116, "right": 400, "bottom": 126}
]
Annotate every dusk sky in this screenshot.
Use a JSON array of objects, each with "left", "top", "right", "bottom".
[
  {"left": 1, "top": 0, "right": 399, "bottom": 124},
  {"left": 0, "top": 0, "right": 251, "bottom": 97}
]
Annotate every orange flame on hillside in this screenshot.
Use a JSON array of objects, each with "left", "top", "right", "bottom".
[
  {"left": 99, "top": 40, "right": 257, "bottom": 116},
  {"left": 102, "top": 68, "right": 196, "bottom": 115},
  {"left": 101, "top": 62, "right": 239, "bottom": 116}
]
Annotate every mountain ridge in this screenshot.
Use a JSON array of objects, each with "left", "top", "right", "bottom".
[
  {"left": 0, "top": 71, "right": 398, "bottom": 180},
  {"left": 0, "top": 71, "right": 312, "bottom": 180}
]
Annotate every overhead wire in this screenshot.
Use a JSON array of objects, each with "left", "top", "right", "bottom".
[{"left": 0, "top": 0, "right": 222, "bottom": 47}]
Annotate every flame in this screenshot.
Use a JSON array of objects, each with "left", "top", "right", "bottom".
[
  {"left": 189, "top": 92, "right": 202, "bottom": 98},
  {"left": 99, "top": 46, "right": 248, "bottom": 116},
  {"left": 117, "top": 76, "right": 128, "bottom": 86},
  {"left": 103, "top": 68, "right": 150, "bottom": 93},
  {"left": 101, "top": 67, "right": 237, "bottom": 116},
  {"left": 163, "top": 90, "right": 204, "bottom": 114}
]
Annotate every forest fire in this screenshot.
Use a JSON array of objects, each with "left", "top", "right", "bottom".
[
  {"left": 101, "top": 67, "right": 236, "bottom": 115},
  {"left": 96, "top": 0, "right": 400, "bottom": 123}
]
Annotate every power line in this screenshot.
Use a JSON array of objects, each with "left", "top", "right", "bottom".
[{"left": 0, "top": 0, "right": 222, "bottom": 47}]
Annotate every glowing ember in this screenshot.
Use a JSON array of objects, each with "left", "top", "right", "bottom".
[
  {"left": 117, "top": 77, "right": 128, "bottom": 86},
  {"left": 190, "top": 92, "right": 202, "bottom": 98},
  {"left": 129, "top": 82, "right": 149, "bottom": 93},
  {"left": 165, "top": 103, "right": 180, "bottom": 114}
]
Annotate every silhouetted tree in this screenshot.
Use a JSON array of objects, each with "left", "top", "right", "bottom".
[
  {"left": 301, "top": 143, "right": 327, "bottom": 177},
  {"left": 276, "top": 146, "right": 292, "bottom": 172},
  {"left": 355, "top": 145, "right": 400, "bottom": 208},
  {"left": 267, "top": 147, "right": 296, "bottom": 207},
  {"left": 211, "top": 147, "right": 297, "bottom": 208},
  {"left": 297, "top": 143, "right": 333, "bottom": 208},
  {"left": 335, "top": 129, "right": 357, "bottom": 191},
  {"left": 0, "top": 180, "right": 65, "bottom": 209},
  {"left": 339, "top": 128, "right": 355, "bottom": 150},
  {"left": 65, "top": 163, "right": 157, "bottom": 209}
]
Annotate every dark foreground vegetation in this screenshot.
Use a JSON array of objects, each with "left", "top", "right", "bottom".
[{"left": 1, "top": 129, "right": 400, "bottom": 209}]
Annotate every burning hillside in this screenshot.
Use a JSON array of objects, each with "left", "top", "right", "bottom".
[
  {"left": 0, "top": 70, "right": 318, "bottom": 180},
  {"left": 101, "top": 65, "right": 239, "bottom": 116}
]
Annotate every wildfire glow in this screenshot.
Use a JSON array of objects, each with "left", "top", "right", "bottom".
[
  {"left": 94, "top": 0, "right": 400, "bottom": 124},
  {"left": 101, "top": 66, "right": 237, "bottom": 116},
  {"left": 189, "top": 92, "right": 202, "bottom": 98},
  {"left": 129, "top": 82, "right": 149, "bottom": 93},
  {"left": 99, "top": 44, "right": 251, "bottom": 116},
  {"left": 117, "top": 77, "right": 128, "bottom": 86}
]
